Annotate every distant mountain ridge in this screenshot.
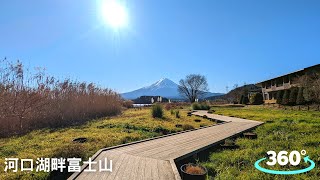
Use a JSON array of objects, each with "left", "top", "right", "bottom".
[
  {"left": 121, "top": 78, "right": 224, "bottom": 100},
  {"left": 206, "top": 84, "right": 261, "bottom": 101}
]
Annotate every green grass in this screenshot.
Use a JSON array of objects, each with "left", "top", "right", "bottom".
[
  {"left": 200, "top": 105, "right": 320, "bottom": 180},
  {"left": 0, "top": 107, "right": 213, "bottom": 179}
]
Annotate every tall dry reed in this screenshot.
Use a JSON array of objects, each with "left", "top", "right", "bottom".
[{"left": 0, "top": 58, "right": 122, "bottom": 137}]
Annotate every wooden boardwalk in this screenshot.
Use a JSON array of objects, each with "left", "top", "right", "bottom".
[{"left": 69, "top": 111, "right": 263, "bottom": 180}]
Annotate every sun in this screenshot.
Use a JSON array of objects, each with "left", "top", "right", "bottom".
[{"left": 100, "top": 0, "right": 128, "bottom": 29}]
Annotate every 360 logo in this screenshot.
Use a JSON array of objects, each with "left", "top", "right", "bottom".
[{"left": 254, "top": 150, "right": 315, "bottom": 175}]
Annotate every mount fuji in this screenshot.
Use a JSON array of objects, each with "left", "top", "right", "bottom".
[{"left": 121, "top": 78, "right": 223, "bottom": 100}]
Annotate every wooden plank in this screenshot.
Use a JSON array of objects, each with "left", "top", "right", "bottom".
[
  {"left": 157, "top": 160, "right": 173, "bottom": 180},
  {"left": 114, "top": 154, "right": 136, "bottom": 180},
  {"left": 135, "top": 155, "right": 146, "bottom": 180},
  {"left": 126, "top": 128, "right": 217, "bottom": 157},
  {"left": 149, "top": 157, "right": 159, "bottom": 180},
  {"left": 73, "top": 111, "right": 263, "bottom": 180},
  {"left": 106, "top": 153, "right": 128, "bottom": 180},
  {"left": 143, "top": 156, "right": 154, "bottom": 179},
  {"left": 142, "top": 123, "right": 250, "bottom": 159}
]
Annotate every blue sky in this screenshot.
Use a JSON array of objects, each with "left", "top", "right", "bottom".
[{"left": 1, "top": 0, "right": 319, "bottom": 93}]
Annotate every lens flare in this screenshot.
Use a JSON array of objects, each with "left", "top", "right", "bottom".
[{"left": 101, "top": 0, "right": 128, "bottom": 29}]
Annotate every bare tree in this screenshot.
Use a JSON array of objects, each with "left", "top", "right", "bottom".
[{"left": 178, "top": 74, "right": 209, "bottom": 102}]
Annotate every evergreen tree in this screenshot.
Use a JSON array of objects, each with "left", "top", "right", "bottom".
[
  {"left": 282, "top": 90, "right": 290, "bottom": 105},
  {"left": 249, "top": 94, "right": 255, "bottom": 104},
  {"left": 296, "top": 87, "right": 305, "bottom": 105},
  {"left": 250, "top": 93, "right": 264, "bottom": 105},
  {"left": 243, "top": 96, "right": 249, "bottom": 105},
  {"left": 276, "top": 91, "right": 283, "bottom": 104},
  {"left": 239, "top": 95, "right": 244, "bottom": 104},
  {"left": 289, "top": 88, "right": 298, "bottom": 105}
]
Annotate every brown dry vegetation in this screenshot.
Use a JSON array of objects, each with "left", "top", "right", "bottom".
[
  {"left": 185, "top": 164, "right": 206, "bottom": 175},
  {"left": 0, "top": 59, "right": 122, "bottom": 137}
]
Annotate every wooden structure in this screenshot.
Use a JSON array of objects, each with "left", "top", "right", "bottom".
[{"left": 69, "top": 111, "right": 263, "bottom": 180}]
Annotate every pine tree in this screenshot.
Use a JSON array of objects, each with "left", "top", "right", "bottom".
[
  {"left": 296, "top": 87, "right": 305, "bottom": 105},
  {"left": 239, "top": 95, "right": 244, "bottom": 104},
  {"left": 276, "top": 91, "right": 283, "bottom": 104},
  {"left": 282, "top": 90, "right": 290, "bottom": 105},
  {"left": 255, "top": 93, "right": 264, "bottom": 104},
  {"left": 289, "top": 88, "right": 298, "bottom": 105},
  {"left": 250, "top": 93, "right": 264, "bottom": 105},
  {"left": 243, "top": 96, "right": 249, "bottom": 105}
]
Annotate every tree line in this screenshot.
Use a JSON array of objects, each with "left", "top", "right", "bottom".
[{"left": 277, "top": 73, "right": 320, "bottom": 105}]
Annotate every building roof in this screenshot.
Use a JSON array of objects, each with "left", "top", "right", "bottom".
[{"left": 256, "top": 64, "right": 320, "bottom": 84}]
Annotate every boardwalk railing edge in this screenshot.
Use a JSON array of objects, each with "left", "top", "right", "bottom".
[{"left": 169, "top": 159, "right": 182, "bottom": 180}]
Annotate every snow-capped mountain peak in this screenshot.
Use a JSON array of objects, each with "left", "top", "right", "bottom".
[
  {"left": 121, "top": 78, "right": 223, "bottom": 100},
  {"left": 146, "top": 78, "right": 178, "bottom": 89}
]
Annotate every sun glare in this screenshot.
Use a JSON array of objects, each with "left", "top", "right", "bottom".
[{"left": 101, "top": 0, "right": 128, "bottom": 29}]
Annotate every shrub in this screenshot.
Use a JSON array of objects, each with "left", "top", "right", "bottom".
[
  {"left": 276, "top": 91, "right": 284, "bottom": 104},
  {"left": 192, "top": 103, "right": 201, "bottom": 110},
  {"left": 170, "top": 109, "right": 174, "bottom": 115},
  {"left": 182, "top": 124, "right": 195, "bottom": 131},
  {"left": 282, "top": 90, "right": 290, "bottom": 105},
  {"left": 192, "top": 103, "right": 210, "bottom": 110},
  {"left": 289, "top": 88, "right": 298, "bottom": 105},
  {"left": 201, "top": 103, "right": 210, "bottom": 110},
  {"left": 122, "top": 100, "right": 134, "bottom": 108},
  {"left": 249, "top": 93, "right": 264, "bottom": 105},
  {"left": 151, "top": 104, "right": 163, "bottom": 118},
  {"left": 175, "top": 110, "right": 180, "bottom": 118}
]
